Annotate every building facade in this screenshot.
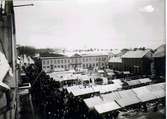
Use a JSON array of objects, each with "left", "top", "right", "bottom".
[
  {"left": 108, "top": 57, "right": 123, "bottom": 71},
  {"left": 122, "top": 50, "right": 152, "bottom": 75},
  {"left": 108, "top": 50, "right": 153, "bottom": 75},
  {"left": 41, "top": 53, "right": 109, "bottom": 72},
  {"left": 152, "top": 44, "right": 165, "bottom": 77}
]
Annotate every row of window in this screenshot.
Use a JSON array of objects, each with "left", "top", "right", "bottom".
[
  {"left": 43, "top": 63, "right": 107, "bottom": 69},
  {"left": 42, "top": 57, "right": 108, "bottom": 65}
]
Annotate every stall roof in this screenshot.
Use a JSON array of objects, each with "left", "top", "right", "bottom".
[
  {"left": 145, "top": 83, "right": 165, "bottom": 98},
  {"left": 116, "top": 96, "right": 140, "bottom": 107},
  {"left": 138, "top": 78, "right": 151, "bottom": 84},
  {"left": 102, "top": 89, "right": 140, "bottom": 107},
  {"left": 112, "top": 79, "right": 123, "bottom": 85},
  {"left": 126, "top": 80, "right": 141, "bottom": 86},
  {"left": 95, "top": 101, "right": 121, "bottom": 114},
  {"left": 93, "top": 83, "right": 122, "bottom": 94},
  {"left": 102, "top": 93, "right": 120, "bottom": 102},
  {"left": 67, "top": 83, "right": 122, "bottom": 95},
  {"left": 132, "top": 87, "right": 156, "bottom": 102},
  {"left": 48, "top": 72, "right": 79, "bottom": 82},
  {"left": 71, "top": 86, "right": 99, "bottom": 97},
  {"left": 66, "top": 85, "right": 84, "bottom": 93},
  {"left": 84, "top": 96, "right": 103, "bottom": 109}
]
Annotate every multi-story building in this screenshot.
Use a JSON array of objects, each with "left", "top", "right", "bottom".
[
  {"left": 41, "top": 53, "right": 109, "bottom": 72},
  {"left": 108, "top": 50, "right": 153, "bottom": 75},
  {"left": 122, "top": 50, "right": 152, "bottom": 75}
]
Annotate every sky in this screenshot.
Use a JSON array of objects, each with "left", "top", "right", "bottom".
[{"left": 14, "top": 0, "right": 165, "bottom": 50}]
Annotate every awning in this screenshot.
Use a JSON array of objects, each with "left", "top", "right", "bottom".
[
  {"left": 0, "top": 51, "right": 10, "bottom": 82},
  {"left": 0, "top": 81, "right": 10, "bottom": 91}
]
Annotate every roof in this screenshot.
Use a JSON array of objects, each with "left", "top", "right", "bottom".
[
  {"left": 72, "top": 86, "right": 99, "bottom": 97},
  {"left": 126, "top": 80, "right": 141, "bottom": 86},
  {"left": 153, "top": 44, "right": 165, "bottom": 58},
  {"left": 126, "top": 78, "right": 151, "bottom": 86},
  {"left": 84, "top": 96, "right": 103, "bottom": 109},
  {"left": 48, "top": 72, "right": 79, "bottom": 82},
  {"left": 146, "top": 83, "right": 165, "bottom": 98},
  {"left": 108, "top": 57, "right": 122, "bottom": 63},
  {"left": 138, "top": 78, "right": 151, "bottom": 84},
  {"left": 132, "top": 86, "right": 156, "bottom": 102},
  {"left": 94, "top": 83, "right": 122, "bottom": 94},
  {"left": 122, "top": 50, "right": 150, "bottom": 58},
  {"left": 111, "top": 49, "right": 121, "bottom": 55},
  {"left": 95, "top": 101, "right": 121, "bottom": 114},
  {"left": 82, "top": 83, "right": 165, "bottom": 112},
  {"left": 102, "top": 89, "right": 140, "bottom": 107}
]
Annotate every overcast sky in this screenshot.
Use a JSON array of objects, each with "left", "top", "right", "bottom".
[{"left": 14, "top": 0, "right": 165, "bottom": 50}]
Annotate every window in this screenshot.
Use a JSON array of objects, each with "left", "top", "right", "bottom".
[
  {"left": 43, "top": 66, "right": 46, "bottom": 69},
  {"left": 68, "top": 59, "right": 70, "bottom": 63},
  {"left": 61, "top": 60, "right": 63, "bottom": 63},
  {"left": 64, "top": 59, "right": 66, "bottom": 63},
  {"left": 83, "top": 58, "right": 85, "bottom": 62},
  {"left": 58, "top": 65, "right": 60, "bottom": 68},
  {"left": 57, "top": 60, "right": 60, "bottom": 64},
  {"left": 55, "top": 65, "right": 57, "bottom": 68},
  {"left": 47, "top": 66, "right": 50, "bottom": 68},
  {"left": 61, "top": 65, "right": 64, "bottom": 68},
  {"left": 83, "top": 64, "right": 85, "bottom": 68},
  {"left": 75, "top": 58, "right": 78, "bottom": 62},
  {"left": 43, "top": 60, "right": 45, "bottom": 65},
  {"left": 51, "top": 59, "right": 53, "bottom": 64},
  {"left": 54, "top": 60, "right": 56, "bottom": 64}
]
